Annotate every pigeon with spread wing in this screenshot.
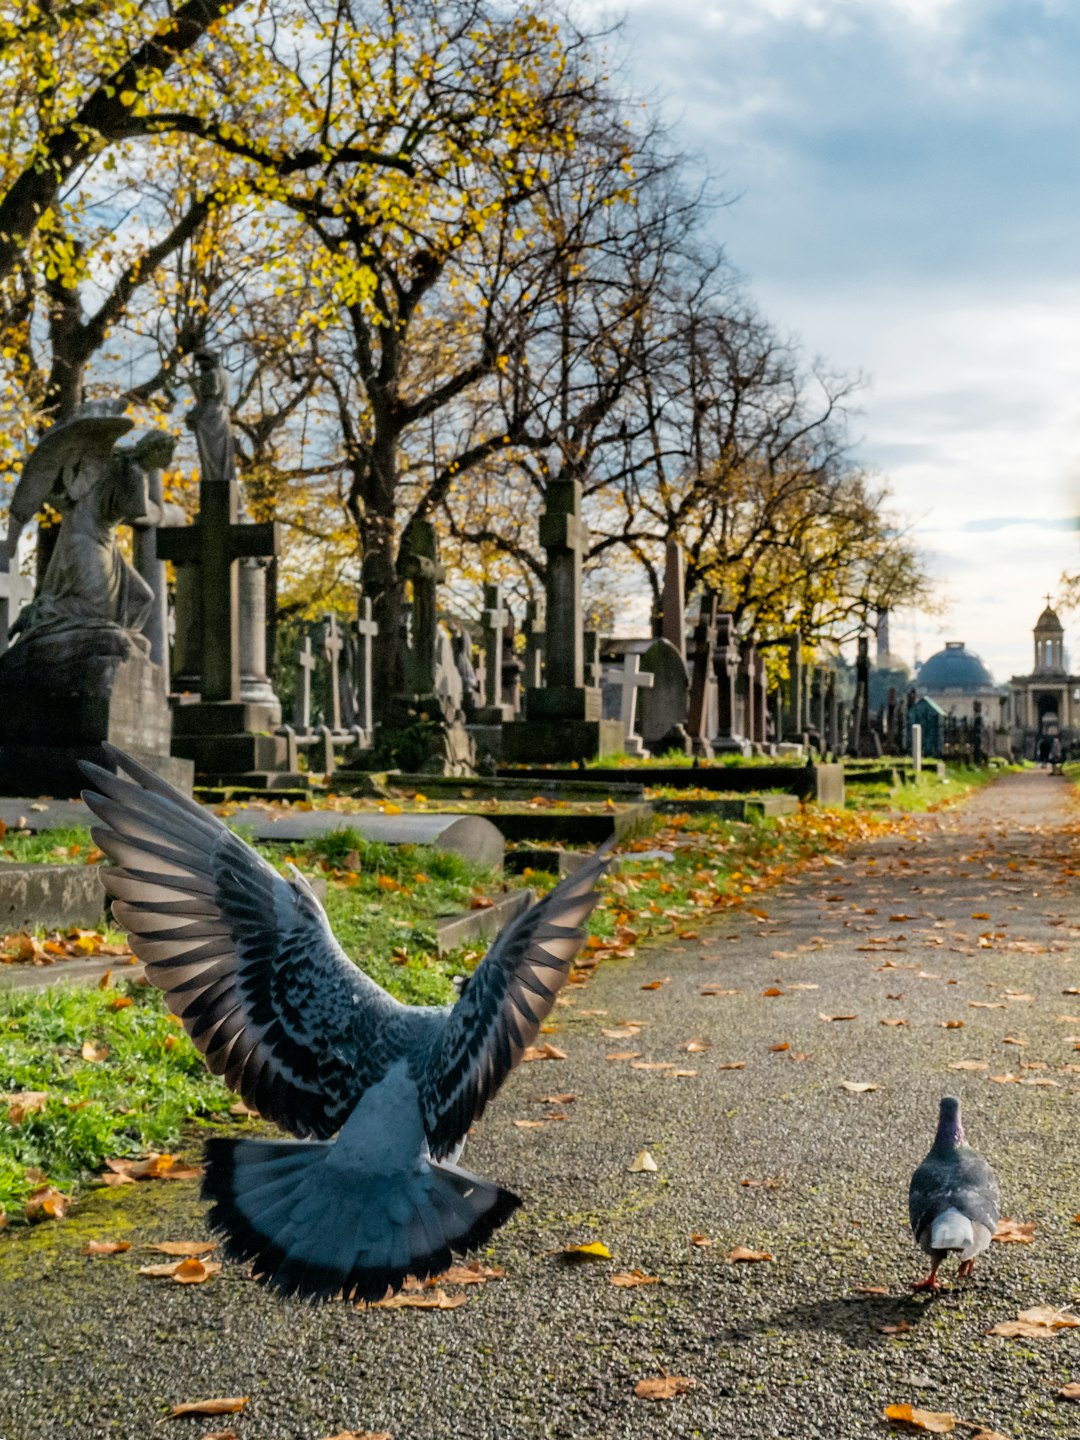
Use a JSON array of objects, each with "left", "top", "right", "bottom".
[{"left": 81, "top": 747, "right": 608, "bottom": 1303}]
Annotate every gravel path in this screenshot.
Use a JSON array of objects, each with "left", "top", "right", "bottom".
[{"left": 2, "top": 772, "right": 1079, "bottom": 1440}]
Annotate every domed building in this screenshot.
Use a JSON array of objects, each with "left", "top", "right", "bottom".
[
  {"left": 1008, "top": 603, "right": 1079, "bottom": 757},
  {"left": 915, "top": 641, "right": 1005, "bottom": 727}
]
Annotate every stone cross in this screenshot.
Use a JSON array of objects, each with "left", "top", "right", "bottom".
[
  {"left": 294, "top": 630, "right": 316, "bottom": 732},
  {"left": 659, "top": 538, "right": 686, "bottom": 661},
  {"left": 523, "top": 600, "right": 544, "bottom": 689},
  {"left": 352, "top": 595, "right": 378, "bottom": 734},
  {"left": 0, "top": 560, "right": 35, "bottom": 658},
  {"left": 480, "top": 582, "right": 509, "bottom": 710},
  {"left": 400, "top": 519, "right": 444, "bottom": 699},
  {"left": 714, "top": 613, "right": 741, "bottom": 744},
  {"left": 687, "top": 593, "right": 718, "bottom": 747},
  {"left": 158, "top": 473, "right": 279, "bottom": 704},
  {"left": 539, "top": 480, "right": 587, "bottom": 689},
  {"left": 321, "top": 613, "right": 344, "bottom": 732},
  {"left": 602, "top": 652, "right": 654, "bottom": 747}
]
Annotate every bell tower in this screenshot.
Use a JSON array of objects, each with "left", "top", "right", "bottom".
[{"left": 1033, "top": 598, "right": 1065, "bottom": 676}]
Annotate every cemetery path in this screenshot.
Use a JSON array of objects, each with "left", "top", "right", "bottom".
[{"left": 2, "top": 772, "right": 1080, "bottom": 1439}]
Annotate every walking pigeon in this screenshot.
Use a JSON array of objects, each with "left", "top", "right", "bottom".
[
  {"left": 908, "top": 1095, "right": 1000, "bottom": 1291},
  {"left": 80, "top": 746, "right": 609, "bottom": 1304}
]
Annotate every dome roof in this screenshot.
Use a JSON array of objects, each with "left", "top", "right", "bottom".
[
  {"left": 1035, "top": 605, "right": 1064, "bottom": 633},
  {"left": 918, "top": 642, "right": 995, "bottom": 692}
]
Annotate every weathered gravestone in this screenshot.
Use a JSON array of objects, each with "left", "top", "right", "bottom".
[
  {"left": 638, "top": 638, "right": 691, "bottom": 755},
  {"left": 849, "top": 633, "right": 882, "bottom": 757},
  {"left": 602, "top": 653, "right": 653, "bottom": 758},
  {"left": 502, "top": 480, "right": 621, "bottom": 762},
  {"left": 659, "top": 538, "right": 686, "bottom": 662},
  {"left": 523, "top": 600, "right": 544, "bottom": 689},
  {"left": 0, "top": 408, "right": 192, "bottom": 795},
  {"left": 687, "top": 593, "right": 718, "bottom": 758},
  {"left": 713, "top": 613, "right": 749, "bottom": 753}
]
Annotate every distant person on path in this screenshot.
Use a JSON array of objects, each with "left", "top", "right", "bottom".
[
  {"left": 1049, "top": 735, "right": 1063, "bottom": 774},
  {"left": 1038, "top": 734, "right": 1051, "bottom": 768}
]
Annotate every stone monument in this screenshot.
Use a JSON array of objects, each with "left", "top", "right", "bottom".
[
  {"left": 502, "top": 480, "right": 621, "bottom": 762},
  {"left": 0, "top": 408, "right": 192, "bottom": 795},
  {"left": 638, "top": 638, "right": 691, "bottom": 755}
]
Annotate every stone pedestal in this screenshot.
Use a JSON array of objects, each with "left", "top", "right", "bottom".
[
  {"left": 171, "top": 698, "right": 302, "bottom": 789},
  {"left": 0, "top": 650, "right": 193, "bottom": 797}
]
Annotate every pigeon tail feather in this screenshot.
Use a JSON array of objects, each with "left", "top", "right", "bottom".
[
  {"left": 930, "top": 1206, "right": 974, "bottom": 1254},
  {"left": 202, "top": 1136, "right": 519, "bottom": 1304}
]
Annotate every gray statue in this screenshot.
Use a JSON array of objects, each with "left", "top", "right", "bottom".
[
  {"left": 185, "top": 349, "right": 236, "bottom": 488},
  {"left": 0, "top": 409, "right": 156, "bottom": 688}
]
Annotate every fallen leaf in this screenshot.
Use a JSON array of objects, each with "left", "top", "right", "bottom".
[
  {"left": 639, "top": 978, "right": 669, "bottom": 991},
  {"left": 104, "top": 1153, "right": 175, "bottom": 1181},
  {"left": 629, "top": 1061, "right": 675, "bottom": 1071},
  {"left": 700, "top": 985, "right": 740, "bottom": 997},
  {"left": 856, "top": 1284, "right": 890, "bottom": 1295},
  {"left": 24, "top": 1186, "right": 67, "bottom": 1220},
  {"left": 168, "top": 1398, "right": 249, "bottom": 1418},
  {"left": 521, "top": 1042, "right": 566, "bottom": 1062},
  {"left": 880, "top": 1018, "right": 908, "bottom": 1027},
  {"left": 610, "top": 1270, "right": 659, "bottom": 1288},
  {"left": 436, "top": 1264, "right": 505, "bottom": 1286},
  {"left": 840, "top": 1081, "right": 879, "bottom": 1093},
  {"left": 740, "top": 1176, "right": 783, "bottom": 1189},
  {"left": 879, "top": 1321, "right": 912, "bottom": 1334},
  {"left": 681, "top": 1039, "right": 711, "bottom": 1053},
  {"left": 147, "top": 1240, "right": 218, "bottom": 1257},
  {"left": 511, "top": 1119, "right": 549, "bottom": 1129},
  {"left": 4, "top": 1090, "right": 48, "bottom": 1124},
  {"left": 970, "top": 1002, "right": 1006, "bottom": 1010},
  {"left": 1058, "top": 1382, "right": 1080, "bottom": 1399},
  {"left": 605, "top": 1051, "right": 641, "bottom": 1061},
  {"left": 84, "top": 1240, "right": 130, "bottom": 1255},
  {"left": 562, "top": 1241, "right": 611, "bottom": 1261},
  {"left": 634, "top": 1375, "right": 697, "bottom": 1401},
  {"left": 938, "top": 1020, "right": 965, "bottom": 1030},
  {"left": 80, "top": 1040, "right": 110, "bottom": 1063},
  {"left": 715, "top": 1061, "right": 746, "bottom": 1070},
  {"left": 992, "top": 1219, "right": 1035, "bottom": 1245},
  {"left": 537, "top": 1092, "right": 576, "bottom": 1105},
  {"left": 629, "top": 1149, "right": 658, "bottom": 1173},
  {"left": 769, "top": 1042, "right": 790, "bottom": 1052},
  {"left": 689, "top": 1233, "right": 712, "bottom": 1247},
  {"left": 318, "top": 1433, "right": 393, "bottom": 1440},
  {"left": 948, "top": 1061, "right": 988, "bottom": 1071},
  {"left": 819, "top": 1012, "right": 857, "bottom": 1022},
  {"left": 370, "top": 1288, "right": 465, "bottom": 1310},
  {"left": 988, "top": 1305, "right": 1080, "bottom": 1338},
  {"left": 139, "top": 1258, "right": 221, "bottom": 1284},
  {"left": 761, "top": 986, "right": 785, "bottom": 997},
  {"left": 229, "top": 1100, "right": 260, "bottom": 1117},
  {"left": 883, "top": 1403, "right": 955, "bottom": 1433},
  {"left": 725, "top": 1246, "right": 772, "bottom": 1263}
]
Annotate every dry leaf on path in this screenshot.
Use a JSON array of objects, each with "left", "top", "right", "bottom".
[
  {"left": 369, "top": 1288, "right": 466, "bottom": 1311},
  {"left": 948, "top": 1061, "right": 988, "bottom": 1072},
  {"left": 880, "top": 1018, "right": 908, "bottom": 1027},
  {"left": 883, "top": 1403, "right": 955, "bottom": 1433},
  {"left": 629, "top": 1149, "right": 658, "bottom": 1173},
  {"left": 538, "top": 1093, "right": 575, "bottom": 1105},
  {"left": 147, "top": 1240, "right": 218, "bottom": 1257},
  {"left": 682, "top": 1039, "right": 710, "bottom": 1053},
  {"left": 84, "top": 1240, "right": 130, "bottom": 1255},
  {"left": 319, "top": 1432, "right": 393, "bottom": 1440},
  {"left": 819, "top": 1012, "right": 857, "bottom": 1022},
  {"left": 521, "top": 1042, "right": 566, "bottom": 1062},
  {"left": 168, "top": 1397, "right": 249, "bottom": 1418},
  {"left": 634, "top": 1375, "right": 697, "bottom": 1401},
  {"left": 610, "top": 1270, "right": 659, "bottom": 1288},
  {"left": 605, "top": 1051, "right": 641, "bottom": 1062},
  {"left": 969, "top": 1431, "right": 1010, "bottom": 1440},
  {"left": 1058, "top": 1383, "right": 1080, "bottom": 1400},
  {"left": 938, "top": 1020, "right": 965, "bottom": 1030},
  {"left": 856, "top": 1284, "right": 890, "bottom": 1296},
  {"left": 139, "top": 1258, "right": 221, "bottom": 1284},
  {"left": 562, "top": 1242, "right": 611, "bottom": 1262},
  {"left": 201, "top": 1431, "right": 241, "bottom": 1440},
  {"left": 639, "top": 978, "right": 669, "bottom": 991},
  {"left": 840, "top": 1081, "right": 879, "bottom": 1094},
  {"left": 24, "top": 1186, "right": 67, "bottom": 1220},
  {"left": 987, "top": 1306, "right": 1080, "bottom": 1338},
  {"left": 992, "top": 1219, "right": 1035, "bottom": 1245},
  {"left": 725, "top": 1246, "right": 772, "bottom": 1263},
  {"left": 689, "top": 1233, "right": 712, "bottom": 1247}
]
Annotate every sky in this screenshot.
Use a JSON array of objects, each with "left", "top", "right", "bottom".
[{"left": 593, "top": 0, "right": 1080, "bottom": 681}]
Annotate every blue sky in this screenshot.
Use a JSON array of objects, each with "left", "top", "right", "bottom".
[{"left": 594, "top": 0, "right": 1080, "bottom": 679}]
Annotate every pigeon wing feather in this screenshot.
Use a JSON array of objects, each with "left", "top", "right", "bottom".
[
  {"left": 418, "top": 851, "right": 609, "bottom": 1159},
  {"left": 81, "top": 747, "right": 405, "bottom": 1139}
]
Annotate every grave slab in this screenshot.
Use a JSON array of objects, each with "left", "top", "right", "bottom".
[
  {"left": 219, "top": 807, "right": 505, "bottom": 868},
  {"left": 0, "top": 864, "right": 105, "bottom": 930}
]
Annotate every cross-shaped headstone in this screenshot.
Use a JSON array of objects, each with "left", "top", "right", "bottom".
[
  {"left": 687, "top": 592, "right": 718, "bottom": 742},
  {"left": 602, "top": 652, "right": 654, "bottom": 742},
  {"left": 352, "top": 595, "right": 378, "bottom": 733},
  {"left": 0, "top": 560, "right": 35, "bottom": 657},
  {"left": 321, "top": 613, "right": 344, "bottom": 732},
  {"left": 480, "top": 582, "right": 509, "bottom": 710},
  {"left": 523, "top": 600, "right": 544, "bottom": 688},
  {"left": 157, "top": 472, "right": 279, "bottom": 703},
  {"left": 294, "top": 630, "right": 316, "bottom": 732},
  {"left": 539, "top": 480, "right": 588, "bottom": 689}
]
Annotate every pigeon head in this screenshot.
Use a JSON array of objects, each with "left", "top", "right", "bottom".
[{"left": 934, "top": 1095, "right": 965, "bottom": 1149}]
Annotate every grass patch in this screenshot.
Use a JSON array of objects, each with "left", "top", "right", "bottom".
[
  {"left": 0, "top": 825, "right": 99, "bottom": 865},
  {"left": 848, "top": 763, "right": 1006, "bottom": 814}
]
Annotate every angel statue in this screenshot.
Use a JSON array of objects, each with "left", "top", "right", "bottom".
[{"left": 0, "top": 405, "right": 156, "bottom": 689}]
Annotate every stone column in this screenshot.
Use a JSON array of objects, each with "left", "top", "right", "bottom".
[
  {"left": 659, "top": 538, "right": 686, "bottom": 661},
  {"left": 238, "top": 558, "right": 281, "bottom": 720},
  {"left": 785, "top": 635, "right": 802, "bottom": 739}
]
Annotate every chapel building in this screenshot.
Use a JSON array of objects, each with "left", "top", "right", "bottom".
[{"left": 1008, "top": 603, "right": 1079, "bottom": 755}]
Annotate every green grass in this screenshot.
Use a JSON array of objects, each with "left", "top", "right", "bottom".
[
  {"left": 848, "top": 763, "right": 1005, "bottom": 813},
  {"left": 0, "top": 982, "right": 230, "bottom": 1218},
  {"left": 0, "top": 825, "right": 98, "bottom": 865}
]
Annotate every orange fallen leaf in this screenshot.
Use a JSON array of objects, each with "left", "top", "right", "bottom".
[
  {"left": 639, "top": 978, "right": 669, "bottom": 991},
  {"left": 992, "top": 1219, "right": 1035, "bottom": 1245},
  {"left": 761, "top": 987, "right": 785, "bottom": 997},
  {"left": 511, "top": 1119, "right": 549, "bottom": 1129},
  {"left": 879, "top": 1321, "right": 912, "bottom": 1334},
  {"left": 856, "top": 1284, "right": 890, "bottom": 1296},
  {"left": 139, "top": 1257, "right": 221, "bottom": 1284},
  {"left": 610, "top": 1270, "right": 659, "bottom": 1288},
  {"left": 725, "top": 1246, "right": 772, "bottom": 1263},
  {"left": 4, "top": 1090, "right": 48, "bottom": 1124},
  {"left": 634, "top": 1375, "right": 697, "bottom": 1401},
  {"left": 147, "top": 1240, "right": 218, "bottom": 1257},
  {"left": 938, "top": 1020, "right": 965, "bottom": 1030},
  {"left": 629, "top": 1061, "right": 675, "bottom": 1071},
  {"left": 769, "top": 1042, "right": 790, "bottom": 1052},
  {"left": 681, "top": 1039, "right": 710, "bottom": 1053},
  {"left": 435, "top": 1263, "right": 504, "bottom": 1286},
  {"left": 883, "top": 1403, "right": 955, "bottom": 1433},
  {"left": 521, "top": 1042, "right": 566, "bottom": 1062},
  {"left": 24, "top": 1186, "right": 67, "bottom": 1220},
  {"left": 880, "top": 1018, "right": 908, "bottom": 1028},
  {"left": 948, "top": 1061, "right": 988, "bottom": 1071},
  {"left": 819, "top": 1012, "right": 857, "bottom": 1022},
  {"left": 987, "top": 1306, "right": 1080, "bottom": 1338},
  {"left": 104, "top": 1153, "right": 175, "bottom": 1181},
  {"left": 84, "top": 1240, "right": 130, "bottom": 1255},
  {"left": 689, "top": 1233, "right": 712, "bottom": 1248},
  {"left": 369, "top": 1288, "right": 466, "bottom": 1310},
  {"left": 80, "top": 1039, "right": 110, "bottom": 1063},
  {"left": 1058, "top": 1382, "right": 1080, "bottom": 1399},
  {"left": 605, "top": 1051, "right": 641, "bottom": 1061},
  {"left": 740, "top": 1176, "right": 783, "bottom": 1189},
  {"left": 537, "top": 1092, "right": 575, "bottom": 1104},
  {"left": 715, "top": 1061, "right": 746, "bottom": 1071},
  {"left": 168, "top": 1397, "right": 249, "bottom": 1418}
]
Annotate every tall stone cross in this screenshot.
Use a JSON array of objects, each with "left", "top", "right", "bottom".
[
  {"left": 539, "top": 480, "right": 588, "bottom": 689},
  {"left": 523, "top": 600, "right": 544, "bottom": 689},
  {"left": 659, "top": 538, "right": 686, "bottom": 661},
  {"left": 294, "top": 630, "right": 316, "bottom": 732},
  {"left": 158, "top": 473, "right": 279, "bottom": 704},
  {"left": 480, "top": 582, "right": 510, "bottom": 710},
  {"left": 714, "top": 613, "right": 741, "bottom": 743},
  {"left": 352, "top": 595, "right": 378, "bottom": 733},
  {"left": 687, "top": 592, "right": 719, "bottom": 742},
  {"left": 321, "top": 613, "right": 344, "bottom": 732},
  {"left": 400, "top": 519, "right": 445, "bottom": 699},
  {"left": 602, "top": 652, "right": 654, "bottom": 744}
]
